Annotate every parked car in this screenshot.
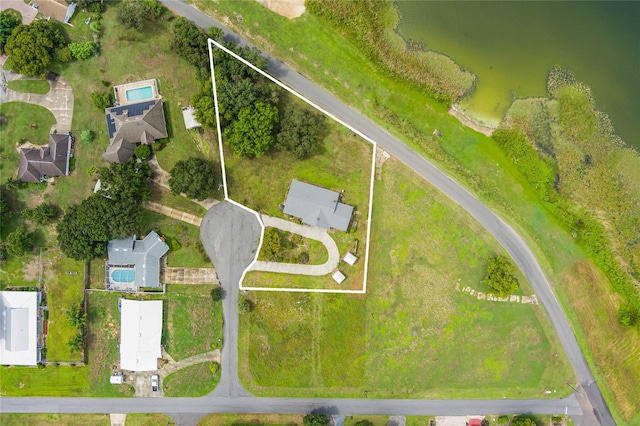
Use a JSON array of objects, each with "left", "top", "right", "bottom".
[{"left": 151, "top": 374, "right": 159, "bottom": 392}]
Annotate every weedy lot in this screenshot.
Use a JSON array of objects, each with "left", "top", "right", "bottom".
[
  {"left": 162, "top": 362, "right": 219, "bottom": 397},
  {"left": 239, "top": 159, "right": 573, "bottom": 398}
]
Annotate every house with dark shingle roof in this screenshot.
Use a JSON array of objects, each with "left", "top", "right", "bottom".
[
  {"left": 17, "top": 134, "right": 72, "bottom": 183},
  {"left": 105, "top": 231, "right": 169, "bottom": 291},
  {"left": 102, "top": 100, "right": 168, "bottom": 163},
  {"left": 283, "top": 180, "right": 353, "bottom": 231}
]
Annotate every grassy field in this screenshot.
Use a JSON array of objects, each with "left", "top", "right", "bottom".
[
  {"left": 183, "top": 1, "right": 636, "bottom": 421},
  {"left": 198, "top": 414, "right": 303, "bottom": 425},
  {"left": 139, "top": 210, "right": 211, "bottom": 269},
  {"left": 126, "top": 414, "right": 175, "bottom": 426},
  {"left": 0, "top": 364, "right": 89, "bottom": 396},
  {"left": 239, "top": 159, "right": 572, "bottom": 398},
  {"left": 85, "top": 292, "right": 135, "bottom": 397},
  {"left": 162, "top": 362, "right": 219, "bottom": 397},
  {"left": 6, "top": 79, "right": 50, "bottom": 95},
  {"left": 0, "top": 414, "right": 110, "bottom": 426},
  {"left": 257, "top": 227, "right": 329, "bottom": 265},
  {"left": 0, "top": 102, "right": 56, "bottom": 184},
  {"left": 43, "top": 250, "right": 84, "bottom": 362},
  {"left": 162, "top": 285, "right": 222, "bottom": 360}
]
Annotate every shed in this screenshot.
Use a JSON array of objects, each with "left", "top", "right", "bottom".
[
  {"left": 332, "top": 270, "right": 346, "bottom": 284},
  {"left": 110, "top": 374, "right": 124, "bottom": 384},
  {"left": 182, "top": 106, "right": 202, "bottom": 130},
  {"left": 119, "top": 299, "right": 162, "bottom": 371},
  {"left": 343, "top": 252, "right": 358, "bottom": 266}
]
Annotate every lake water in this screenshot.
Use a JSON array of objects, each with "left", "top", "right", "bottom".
[{"left": 396, "top": 1, "right": 640, "bottom": 149}]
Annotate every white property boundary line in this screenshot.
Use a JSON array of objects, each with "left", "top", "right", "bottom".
[{"left": 207, "top": 38, "right": 376, "bottom": 295}]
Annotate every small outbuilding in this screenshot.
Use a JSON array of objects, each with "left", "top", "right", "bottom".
[
  {"left": 332, "top": 270, "right": 346, "bottom": 284},
  {"left": 343, "top": 252, "right": 358, "bottom": 266},
  {"left": 182, "top": 105, "right": 202, "bottom": 130}
]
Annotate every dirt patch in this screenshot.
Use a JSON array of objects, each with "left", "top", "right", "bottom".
[
  {"left": 254, "top": 0, "right": 305, "bottom": 19},
  {"left": 22, "top": 256, "right": 39, "bottom": 282},
  {"left": 375, "top": 147, "right": 390, "bottom": 180},
  {"left": 449, "top": 105, "right": 496, "bottom": 137}
]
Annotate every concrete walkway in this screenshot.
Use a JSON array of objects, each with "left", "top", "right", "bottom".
[
  {"left": 0, "top": 70, "right": 74, "bottom": 133},
  {"left": 142, "top": 201, "right": 202, "bottom": 226},
  {"left": 248, "top": 214, "right": 339, "bottom": 276},
  {"left": 148, "top": 157, "right": 219, "bottom": 210},
  {"left": 162, "top": 267, "right": 218, "bottom": 285}
]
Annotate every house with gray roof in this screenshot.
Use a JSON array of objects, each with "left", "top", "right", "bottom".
[
  {"left": 105, "top": 231, "right": 169, "bottom": 291},
  {"left": 103, "top": 100, "right": 168, "bottom": 163},
  {"left": 283, "top": 180, "right": 353, "bottom": 231},
  {"left": 17, "top": 134, "right": 72, "bottom": 183}
]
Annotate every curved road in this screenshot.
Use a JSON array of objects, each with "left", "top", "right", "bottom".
[{"left": 0, "top": 2, "right": 612, "bottom": 425}]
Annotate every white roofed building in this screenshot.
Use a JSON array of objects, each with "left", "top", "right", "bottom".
[
  {"left": 119, "top": 299, "right": 163, "bottom": 372},
  {"left": 0, "top": 291, "right": 40, "bottom": 366}
]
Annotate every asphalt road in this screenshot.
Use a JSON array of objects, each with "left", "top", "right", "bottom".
[{"left": 0, "top": 2, "right": 613, "bottom": 424}]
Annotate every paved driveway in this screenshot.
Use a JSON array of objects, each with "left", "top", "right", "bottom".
[{"left": 0, "top": 1, "right": 38, "bottom": 24}]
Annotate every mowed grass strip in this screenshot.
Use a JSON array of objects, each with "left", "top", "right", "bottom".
[
  {"left": 162, "top": 362, "right": 219, "bottom": 397},
  {"left": 6, "top": 79, "right": 50, "bottom": 95},
  {"left": 239, "top": 159, "right": 572, "bottom": 398},
  {"left": 0, "top": 364, "right": 89, "bottom": 396},
  {"left": 149, "top": 185, "right": 208, "bottom": 218},
  {"left": 43, "top": 250, "right": 85, "bottom": 362},
  {"left": 0, "top": 414, "right": 110, "bottom": 426},
  {"left": 162, "top": 285, "right": 222, "bottom": 361},
  {"left": 0, "top": 102, "right": 56, "bottom": 185},
  {"left": 199, "top": 413, "right": 303, "bottom": 425}
]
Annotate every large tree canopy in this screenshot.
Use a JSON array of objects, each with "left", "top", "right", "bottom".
[
  {"left": 57, "top": 195, "right": 142, "bottom": 261},
  {"left": 4, "top": 20, "right": 66, "bottom": 77},
  {"left": 223, "top": 102, "right": 279, "bottom": 158},
  {"left": 97, "top": 159, "right": 152, "bottom": 203},
  {"left": 276, "top": 106, "right": 326, "bottom": 159},
  {"left": 168, "top": 157, "right": 216, "bottom": 201},
  {"left": 483, "top": 255, "right": 520, "bottom": 297},
  {"left": 0, "top": 10, "right": 21, "bottom": 54}
]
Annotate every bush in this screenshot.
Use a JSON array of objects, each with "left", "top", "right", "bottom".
[
  {"left": 208, "top": 361, "right": 219, "bottom": 374},
  {"left": 483, "top": 255, "right": 520, "bottom": 297},
  {"left": 68, "top": 41, "right": 98, "bottom": 60},
  {"left": 238, "top": 297, "right": 253, "bottom": 314},
  {"left": 303, "top": 414, "right": 330, "bottom": 426},
  {"left": 23, "top": 202, "right": 60, "bottom": 225},
  {"left": 6, "top": 226, "right": 34, "bottom": 257},
  {"left": 81, "top": 130, "right": 94, "bottom": 144},
  {"left": 618, "top": 305, "right": 639, "bottom": 327},
  {"left": 91, "top": 91, "right": 113, "bottom": 110},
  {"left": 134, "top": 144, "right": 151, "bottom": 160},
  {"left": 298, "top": 251, "right": 309, "bottom": 264},
  {"left": 54, "top": 47, "right": 72, "bottom": 63},
  {"left": 168, "top": 157, "right": 215, "bottom": 201},
  {"left": 260, "top": 228, "right": 281, "bottom": 261},
  {"left": 86, "top": 166, "right": 96, "bottom": 176},
  {"left": 210, "top": 286, "right": 222, "bottom": 302}
]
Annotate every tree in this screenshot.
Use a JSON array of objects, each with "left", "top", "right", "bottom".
[
  {"left": 168, "top": 157, "right": 215, "bottom": 201},
  {"left": 260, "top": 228, "right": 281, "bottom": 261},
  {"left": 97, "top": 159, "right": 152, "bottom": 203},
  {"left": 170, "top": 17, "right": 212, "bottom": 68},
  {"left": 68, "top": 41, "right": 98, "bottom": 60},
  {"left": 76, "top": 0, "right": 100, "bottom": 9},
  {"left": 68, "top": 332, "right": 84, "bottom": 353},
  {"left": 6, "top": 226, "right": 34, "bottom": 257},
  {"left": 191, "top": 85, "right": 217, "bottom": 129},
  {"left": 510, "top": 417, "right": 536, "bottom": 426},
  {"left": 303, "top": 414, "right": 330, "bottom": 426},
  {"left": 91, "top": 91, "right": 113, "bottom": 110},
  {"left": 4, "top": 20, "right": 66, "bottom": 77},
  {"left": 23, "top": 202, "right": 60, "bottom": 225},
  {"left": 224, "top": 102, "right": 279, "bottom": 158},
  {"left": 134, "top": 144, "right": 152, "bottom": 160},
  {"left": 81, "top": 130, "right": 94, "bottom": 144},
  {"left": 117, "top": 0, "right": 146, "bottom": 30},
  {"left": 483, "top": 255, "right": 520, "bottom": 297},
  {"left": 0, "top": 190, "right": 12, "bottom": 225},
  {"left": 0, "top": 10, "right": 21, "bottom": 54},
  {"left": 57, "top": 195, "right": 142, "bottom": 261},
  {"left": 210, "top": 286, "right": 223, "bottom": 302},
  {"left": 276, "top": 106, "right": 326, "bottom": 159},
  {"left": 66, "top": 304, "right": 86, "bottom": 328}
]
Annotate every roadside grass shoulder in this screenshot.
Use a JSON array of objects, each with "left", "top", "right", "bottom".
[
  {"left": 162, "top": 361, "right": 219, "bottom": 396},
  {"left": 140, "top": 210, "right": 211, "bottom": 268},
  {"left": 0, "top": 102, "right": 56, "bottom": 185},
  {"left": 162, "top": 285, "right": 222, "bottom": 361},
  {"left": 0, "top": 414, "right": 109, "bottom": 426},
  {"left": 198, "top": 413, "right": 302, "bottom": 425},
  {"left": 125, "top": 414, "right": 175, "bottom": 426},
  {"left": 150, "top": 185, "right": 208, "bottom": 218},
  {"left": 6, "top": 79, "right": 50, "bottom": 95},
  {"left": 43, "top": 250, "right": 84, "bottom": 362},
  {"left": 344, "top": 416, "right": 390, "bottom": 426}
]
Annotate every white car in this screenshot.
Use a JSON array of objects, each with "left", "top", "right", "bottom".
[{"left": 151, "top": 374, "right": 159, "bottom": 392}]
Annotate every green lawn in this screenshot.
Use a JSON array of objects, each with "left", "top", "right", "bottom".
[
  {"left": 126, "top": 414, "right": 175, "bottom": 426},
  {"left": 162, "top": 285, "right": 222, "bottom": 361},
  {"left": 150, "top": 185, "right": 208, "bottom": 218},
  {"left": 257, "top": 227, "right": 328, "bottom": 265},
  {"left": 139, "top": 210, "right": 211, "bottom": 268},
  {"left": 0, "top": 364, "right": 89, "bottom": 396},
  {"left": 239, "top": 159, "right": 573, "bottom": 398},
  {"left": 6, "top": 79, "right": 50, "bottom": 95},
  {"left": 198, "top": 414, "right": 302, "bottom": 426},
  {"left": 0, "top": 102, "right": 56, "bottom": 185},
  {"left": 0, "top": 414, "right": 110, "bottom": 426},
  {"left": 43, "top": 250, "right": 84, "bottom": 362},
  {"left": 0, "top": 253, "right": 39, "bottom": 289},
  {"left": 162, "top": 362, "right": 219, "bottom": 397}
]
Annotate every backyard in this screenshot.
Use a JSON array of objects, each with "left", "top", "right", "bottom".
[{"left": 239, "top": 159, "right": 573, "bottom": 398}]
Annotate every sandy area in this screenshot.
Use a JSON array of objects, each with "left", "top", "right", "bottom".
[
  {"left": 449, "top": 105, "right": 496, "bottom": 137},
  {"left": 255, "top": 0, "right": 305, "bottom": 19}
]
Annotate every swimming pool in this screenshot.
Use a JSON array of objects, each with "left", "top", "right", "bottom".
[
  {"left": 111, "top": 269, "right": 135, "bottom": 283},
  {"left": 125, "top": 86, "right": 154, "bottom": 103}
]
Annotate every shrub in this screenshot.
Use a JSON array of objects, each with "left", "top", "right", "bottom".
[
  {"left": 6, "top": 226, "right": 34, "bottom": 257},
  {"left": 134, "top": 144, "right": 151, "bottom": 160},
  {"left": 91, "top": 91, "right": 113, "bottom": 110},
  {"left": 54, "top": 47, "right": 73, "bottom": 63},
  {"left": 68, "top": 41, "right": 98, "bottom": 60},
  {"left": 298, "top": 251, "right": 310, "bottom": 264},
  {"left": 618, "top": 305, "right": 639, "bottom": 327},
  {"left": 168, "top": 157, "right": 215, "bottom": 201},
  {"left": 210, "top": 286, "right": 222, "bottom": 302},
  {"left": 208, "top": 361, "right": 219, "bottom": 374},
  {"left": 260, "top": 228, "right": 281, "bottom": 261},
  {"left": 81, "top": 130, "right": 94, "bottom": 144},
  {"left": 483, "top": 255, "right": 520, "bottom": 297},
  {"left": 23, "top": 202, "right": 61, "bottom": 225},
  {"left": 238, "top": 297, "right": 253, "bottom": 314},
  {"left": 303, "top": 414, "right": 330, "bottom": 426},
  {"left": 86, "top": 166, "right": 96, "bottom": 176}
]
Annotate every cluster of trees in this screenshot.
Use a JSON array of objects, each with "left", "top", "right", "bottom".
[
  {"left": 483, "top": 255, "right": 520, "bottom": 297},
  {"left": 168, "top": 157, "right": 216, "bottom": 201},
  {"left": 170, "top": 18, "right": 326, "bottom": 159},
  {"left": 66, "top": 304, "right": 86, "bottom": 353},
  {"left": 4, "top": 20, "right": 66, "bottom": 77},
  {"left": 116, "top": 0, "right": 165, "bottom": 30},
  {"left": 57, "top": 160, "right": 151, "bottom": 261},
  {"left": 0, "top": 10, "right": 21, "bottom": 54}
]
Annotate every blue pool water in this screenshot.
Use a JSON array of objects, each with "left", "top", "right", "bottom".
[
  {"left": 125, "top": 86, "right": 153, "bottom": 102},
  {"left": 111, "top": 269, "right": 135, "bottom": 283}
]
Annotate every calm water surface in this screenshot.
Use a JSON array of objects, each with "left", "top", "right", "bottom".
[{"left": 396, "top": 1, "right": 640, "bottom": 148}]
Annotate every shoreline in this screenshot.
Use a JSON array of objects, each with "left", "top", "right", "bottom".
[{"left": 448, "top": 104, "right": 497, "bottom": 137}]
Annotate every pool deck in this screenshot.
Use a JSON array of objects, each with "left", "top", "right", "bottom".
[{"left": 113, "top": 79, "right": 160, "bottom": 106}]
